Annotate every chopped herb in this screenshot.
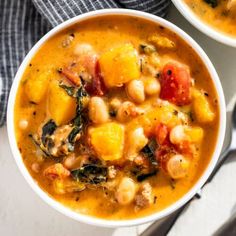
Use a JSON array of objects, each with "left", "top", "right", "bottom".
[
  {"left": 204, "top": 0, "right": 218, "bottom": 8},
  {"left": 153, "top": 196, "right": 157, "bottom": 204},
  {"left": 173, "top": 110, "right": 178, "bottom": 116},
  {"left": 109, "top": 109, "right": 117, "bottom": 117},
  {"left": 189, "top": 112, "right": 194, "bottom": 122},
  {"left": 71, "top": 164, "right": 108, "bottom": 184},
  {"left": 68, "top": 126, "right": 82, "bottom": 144},
  {"left": 141, "top": 139, "right": 158, "bottom": 166},
  {"left": 70, "top": 62, "right": 76, "bottom": 67},
  {"left": 137, "top": 170, "right": 157, "bottom": 182},
  {"left": 29, "top": 101, "right": 37, "bottom": 105},
  {"left": 59, "top": 83, "right": 76, "bottom": 97},
  {"left": 140, "top": 58, "right": 143, "bottom": 72},
  {"left": 57, "top": 68, "right": 63, "bottom": 73},
  {"left": 170, "top": 179, "right": 176, "bottom": 190},
  {"left": 132, "top": 140, "right": 159, "bottom": 182}
]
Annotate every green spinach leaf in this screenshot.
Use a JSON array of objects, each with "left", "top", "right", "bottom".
[
  {"left": 41, "top": 120, "right": 57, "bottom": 146},
  {"left": 137, "top": 170, "right": 157, "bottom": 182},
  {"left": 141, "top": 139, "right": 158, "bottom": 166},
  {"left": 204, "top": 0, "right": 218, "bottom": 8},
  {"left": 71, "top": 164, "right": 108, "bottom": 184}
]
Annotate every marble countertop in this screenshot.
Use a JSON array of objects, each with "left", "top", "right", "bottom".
[{"left": 1, "top": 4, "right": 236, "bottom": 236}]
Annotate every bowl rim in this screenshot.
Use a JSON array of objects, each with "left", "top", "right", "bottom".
[
  {"left": 7, "top": 8, "right": 226, "bottom": 228},
  {"left": 171, "top": 0, "right": 236, "bottom": 47}
]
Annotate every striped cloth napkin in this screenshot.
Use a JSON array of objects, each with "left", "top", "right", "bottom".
[{"left": 0, "top": 0, "right": 171, "bottom": 126}]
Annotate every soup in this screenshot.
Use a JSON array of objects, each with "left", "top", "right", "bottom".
[
  {"left": 184, "top": 0, "right": 236, "bottom": 37},
  {"left": 14, "top": 16, "right": 219, "bottom": 220}
]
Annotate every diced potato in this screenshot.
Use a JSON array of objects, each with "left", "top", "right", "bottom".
[
  {"left": 192, "top": 89, "right": 215, "bottom": 123},
  {"left": 185, "top": 127, "right": 204, "bottom": 143},
  {"left": 48, "top": 80, "right": 76, "bottom": 125},
  {"left": 148, "top": 35, "right": 175, "bottom": 49},
  {"left": 134, "top": 104, "right": 181, "bottom": 134},
  {"left": 99, "top": 44, "right": 140, "bottom": 88},
  {"left": 24, "top": 72, "right": 50, "bottom": 103},
  {"left": 89, "top": 122, "right": 124, "bottom": 161}
]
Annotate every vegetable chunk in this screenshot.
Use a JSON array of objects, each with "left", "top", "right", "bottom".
[
  {"left": 99, "top": 44, "right": 140, "bottom": 88},
  {"left": 160, "top": 63, "right": 191, "bottom": 106},
  {"left": 135, "top": 104, "right": 181, "bottom": 134},
  {"left": 185, "top": 127, "right": 204, "bottom": 143},
  {"left": 48, "top": 80, "right": 76, "bottom": 125},
  {"left": 192, "top": 89, "right": 215, "bottom": 123},
  {"left": 148, "top": 35, "right": 175, "bottom": 49},
  {"left": 24, "top": 72, "right": 50, "bottom": 103},
  {"left": 89, "top": 122, "right": 124, "bottom": 161}
]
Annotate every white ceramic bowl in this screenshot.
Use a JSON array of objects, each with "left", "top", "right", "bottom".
[
  {"left": 172, "top": 0, "right": 236, "bottom": 47},
  {"left": 7, "top": 9, "right": 226, "bottom": 228}
]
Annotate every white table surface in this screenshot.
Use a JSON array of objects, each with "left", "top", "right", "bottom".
[{"left": 1, "top": 4, "right": 236, "bottom": 236}]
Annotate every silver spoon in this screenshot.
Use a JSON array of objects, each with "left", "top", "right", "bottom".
[{"left": 140, "top": 102, "right": 236, "bottom": 236}]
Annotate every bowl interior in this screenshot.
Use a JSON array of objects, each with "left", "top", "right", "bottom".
[
  {"left": 172, "top": 0, "right": 236, "bottom": 47},
  {"left": 7, "top": 9, "right": 226, "bottom": 227}
]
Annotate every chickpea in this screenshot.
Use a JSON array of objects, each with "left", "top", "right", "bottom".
[
  {"left": 144, "top": 77, "right": 160, "bottom": 96},
  {"left": 19, "top": 119, "right": 28, "bottom": 130},
  {"left": 89, "top": 97, "right": 109, "bottom": 124},
  {"left": 126, "top": 80, "right": 145, "bottom": 103},
  {"left": 31, "top": 162, "right": 40, "bottom": 173},
  {"left": 126, "top": 127, "right": 148, "bottom": 160},
  {"left": 169, "top": 125, "right": 187, "bottom": 145},
  {"left": 116, "top": 177, "right": 137, "bottom": 205},
  {"left": 117, "top": 101, "right": 141, "bottom": 123},
  {"left": 63, "top": 154, "right": 81, "bottom": 169},
  {"left": 110, "top": 97, "right": 122, "bottom": 110},
  {"left": 167, "top": 154, "right": 190, "bottom": 179}
]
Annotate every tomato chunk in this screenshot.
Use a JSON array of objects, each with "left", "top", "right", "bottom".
[
  {"left": 160, "top": 63, "right": 191, "bottom": 105},
  {"left": 155, "top": 123, "right": 169, "bottom": 145},
  {"left": 85, "top": 61, "right": 107, "bottom": 96}
]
